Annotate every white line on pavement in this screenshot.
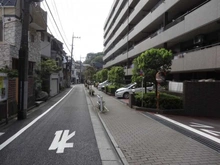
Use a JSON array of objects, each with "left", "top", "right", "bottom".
[
  {"left": 0, "top": 87, "right": 75, "bottom": 150},
  {"left": 0, "top": 132, "right": 4, "bottom": 136},
  {"left": 155, "top": 114, "right": 220, "bottom": 144}
]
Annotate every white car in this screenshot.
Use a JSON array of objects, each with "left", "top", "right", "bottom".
[
  {"left": 115, "top": 83, "right": 153, "bottom": 99},
  {"left": 98, "top": 80, "right": 109, "bottom": 90}
]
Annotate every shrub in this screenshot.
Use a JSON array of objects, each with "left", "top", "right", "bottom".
[
  {"left": 106, "top": 85, "right": 117, "bottom": 94},
  {"left": 134, "top": 92, "right": 183, "bottom": 109},
  {"left": 103, "top": 85, "right": 117, "bottom": 95}
]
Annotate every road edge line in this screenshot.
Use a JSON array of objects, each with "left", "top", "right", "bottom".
[{"left": 0, "top": 86, "right": 75, "bottom": 150}]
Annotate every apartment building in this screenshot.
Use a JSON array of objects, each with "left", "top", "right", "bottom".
[{"left": 103, "top": 0, "right": 220, "bottom": 82}]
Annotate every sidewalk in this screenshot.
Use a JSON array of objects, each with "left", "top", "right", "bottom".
[{"left": 90, "top": 87, "right": 220, "bottom": 165}]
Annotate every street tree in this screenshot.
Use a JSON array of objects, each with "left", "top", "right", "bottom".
[
  {"left": 108, "top": 66, "right": 125, "bottom": 87},
  {"left": 95, "top": 68, "right": 108, "bottom": 83},
  {"left": 132, "top": 48, "right": 173, "bottom": 96},
  {"left": 83, "top": 65, "right": 96, "bottom": 84}
]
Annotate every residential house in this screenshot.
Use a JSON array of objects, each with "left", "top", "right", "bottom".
[{"left": 0, "top": 0, "right": 47, "bottom": 116}]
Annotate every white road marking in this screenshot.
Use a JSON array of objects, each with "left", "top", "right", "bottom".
[
  {"left": 0, "top": 87, "right": 75, "bottom": 150},
  {"left": 190, "top": 122, "right": 214, "bottom": 128},
  {"left": 155, "top": 114, "right": 220, "bottom": 144},
  {"left": 0, "top": 132, "right": 4, "bottom": 136},
  {"left": 49, "top": 130, "right": 75, "bottom": 153},
  {"left": 200, "top": 129, "right": 220, "bottom": 137}
]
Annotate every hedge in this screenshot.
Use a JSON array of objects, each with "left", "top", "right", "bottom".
[{"left": 134, "top": 92, "right": 183, "bottom": 109}]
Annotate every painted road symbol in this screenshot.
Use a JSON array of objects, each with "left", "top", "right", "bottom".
[
  {"left": 0, "top": 132, "right": 4, "bottom": 137},
  {"left": 200, "top": 129, "right": 220, "bottom": 136},
  {"left": 49, "top": 130, "right": 76, "bottom": 153},
  {"left": 190, "top": 122, "right": 220, "bottom": 137},
  {"left": 190, "top": 122, "right": 214, "bottom": 128}
]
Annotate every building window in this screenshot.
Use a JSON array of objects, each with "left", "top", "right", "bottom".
[
  {"left": 47, "top": 36, "right": 51, "bottom": 42},
  {"left": 41, "top": 32, "right": 45, "bottom": 41},
  {"left": 12, "top": 58, "right": 19, "bottom": 70}
]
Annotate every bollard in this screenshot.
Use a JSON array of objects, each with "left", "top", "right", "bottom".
[{"left": 97, "top": 95, "right": 104, "bottom": 112}]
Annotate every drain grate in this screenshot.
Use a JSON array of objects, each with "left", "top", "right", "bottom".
[{"left": 142, "top": 112, "right": 220, "bottom": 153}]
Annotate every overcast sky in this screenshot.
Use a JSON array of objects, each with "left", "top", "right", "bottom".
[{"left": 41, "top": 0, "right": 114, "bottom": 61}]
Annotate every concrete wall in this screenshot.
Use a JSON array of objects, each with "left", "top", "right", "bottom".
[{"left": 183, "top": 82, "right": 220, "bottom": 117}]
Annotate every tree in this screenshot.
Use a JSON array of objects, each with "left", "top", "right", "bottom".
[
  {"left": 108, "top": 66, "right": 125, "bottom": 87},
  {"left": 132, "top": 48, "right": 173, "bottom": 96},
  {"left": 83, "top": 66, "right": 96, "bottom": 83},
  {"left": 84, "top": 52, "right": 104, "bottom": 64},
  {"left": 35, "top": 59, "right": 61, "bottom": 93},
  {"left": 91, "top": 55, "right": 103, "bottom": 64},
  {"left": 95, "top": 68, "right": 108, "bottom": 83}
]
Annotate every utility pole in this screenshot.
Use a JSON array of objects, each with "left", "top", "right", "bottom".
[
  {"left": 70, "top": 33, "right": 80, "bottom": 84},
  {"left": 79, "top": 56, "right": 85, "bottom": 83},
  {"left": 18, "top": 0, "right": 43, "bottom": 120}
]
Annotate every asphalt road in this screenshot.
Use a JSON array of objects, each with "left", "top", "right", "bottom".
[{"left": 0, "top": 85, "right": 102, "bottom": 165}]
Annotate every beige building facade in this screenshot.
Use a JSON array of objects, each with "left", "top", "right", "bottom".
[{"left": 103, "top": 0, "right": 220, "bottom": 81}]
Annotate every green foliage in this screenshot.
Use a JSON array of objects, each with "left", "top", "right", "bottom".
[
  {"left": 132, "top": 48, "right": 173, "bottom": 84},
  {"left": 105, "top": 85, "right": 117, "bottom": 94},
  {"left": 95, "top": 69, "right": 108, "bottom": 82},
  {"left": 134, "top": 92, "right": 183, "bottom": 109},
  {"left": 83, "top": 66, "right": 96, "bottom": 82},
  {"left": 0, "top": 67, "right": 18, "bottom": 78},
  {"left": 38, "top": 59, "right": 61, "bottom": 76},
  {"left": 84, "top": 52, "right": 104, "bottom": 64},
  {"left": 35, "top": 59, "right": 61, "bottom": 93},
  {"left": 91, "top": 56, "right": 103, "bottom": 64},
  {"left": 108, "top": 66, "right": 125, "bottom": 87},
  {"left": 132, "top": 48, "right": 173, "bottom": 98}
]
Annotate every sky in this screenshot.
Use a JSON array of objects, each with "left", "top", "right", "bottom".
[{"left": 41, "top": 0, "right": 114, "bottom": 61}]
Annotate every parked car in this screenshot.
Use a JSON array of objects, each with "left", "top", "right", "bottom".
[
  {"left": 115, "top": 82, "right": 153, "bottom": 99},
  {"left": 98, "top": 80, "right": 109, "bottom": 90}
]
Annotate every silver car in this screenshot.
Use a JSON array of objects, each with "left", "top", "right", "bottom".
[
  {"left": 98, "top": 80, "right": 109, "bottom": 90},
  {"left": 115, "top": 83, "right": 153, "bottom": 99}
]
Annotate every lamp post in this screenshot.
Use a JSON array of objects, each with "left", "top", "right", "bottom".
[{"left": 18, "top": 0, "right": 43, "bottom": 120}]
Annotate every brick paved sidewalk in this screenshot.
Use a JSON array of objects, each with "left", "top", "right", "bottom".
[{"left": 90, "top": 87, "right": 220, "bottom": 165}]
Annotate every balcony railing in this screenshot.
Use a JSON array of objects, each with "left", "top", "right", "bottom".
[{"left": 173, "top": 42, "right": 220, "bottom": 60}]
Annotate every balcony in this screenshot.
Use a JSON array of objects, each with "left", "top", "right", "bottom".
[
  {"left": 171, "top": 44, "right": 220, "bottom": 72},
  {"left": 29, "top": 5, "right": 47, "bottom": 31}
]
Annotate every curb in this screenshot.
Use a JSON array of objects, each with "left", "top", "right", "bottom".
[
  {"left": 88, "top": 90, "right": 129, "bottom": 165},
  {"left": 97, "top": 111, "right": 129, "bottom": 165}
]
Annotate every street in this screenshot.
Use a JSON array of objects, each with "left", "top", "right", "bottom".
[{"left": 0, "top": 85, "right": 102, "bottom": 165}]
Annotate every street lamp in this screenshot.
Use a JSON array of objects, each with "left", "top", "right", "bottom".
[{"left": 18, "top": 0, "right": 43, "bottom": 120}]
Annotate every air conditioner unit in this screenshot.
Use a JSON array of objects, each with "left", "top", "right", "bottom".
[{"left": 194, "top": 35, "right": 204, "bottom": 45}]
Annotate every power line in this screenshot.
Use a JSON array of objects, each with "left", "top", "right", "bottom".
[
  {"left": 51, "top": 0, "right": 69, "bottom": 44},
  {"left": 41, "top": 2, "right": 59, "bottom": 37},
  {"left": 44, "top": 0, "right": 71, "bottom": 54},
  {"left": 32, "top": 3, "right": 65, "bottom": 53}
]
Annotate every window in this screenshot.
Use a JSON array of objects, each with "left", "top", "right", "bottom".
[
  {"left": 12, "top": 58, "right": 19, "bottom": 70},
  {"left": 47, "top": 36, "right": 51, "bottom": 42}
]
